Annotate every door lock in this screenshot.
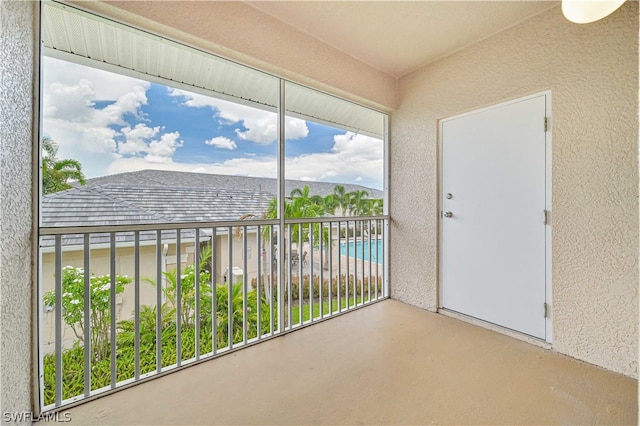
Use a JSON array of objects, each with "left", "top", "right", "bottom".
[{"left": 443, "top": 211, "right": 453, "bottom": 218}]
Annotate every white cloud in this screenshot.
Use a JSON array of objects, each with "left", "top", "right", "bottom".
[
  {"left": 282, "top": 117, "right": 309, "bottom": 141},
  {"left": 169, "top": 88, "right": 308, "bottom": 144},
  {"left": 282, "top": 132, "right": 383, "bottom": 188},
  {"left": 118, "top": 124, "right": 183, "bottom": 164},
  {"left": 108, "top": 131, "right": 383, "bottom": 189},
  {"left": 43, "top": 56, "right": 149, "bottom": 100},
  {"left": 42, "top": 57, "right": 151, "bottom": 176},
  {"left": 205, "top": 136, "right": 237, "bottom": 150},
  {"left": 332, "top": 132, "right": 383, "bottom": 161},
  {"left": 43, "top": 79, "right": 95, "bottom": 121},
  {"left": 42, "top": 83, "right": 149, "bottom": 170},
  {"left": 119, "top": 124, "right": 161, "bottom": 155},
  {"left": 101, "top": 87, "right": 148, "bottom": 123},
  {"left": 145, "top": 132, "right": 183, "bottom": 163}
]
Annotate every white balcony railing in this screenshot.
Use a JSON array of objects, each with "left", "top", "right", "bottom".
[{"left": 38, "top": 216, "right": 389, "bottom": 411}]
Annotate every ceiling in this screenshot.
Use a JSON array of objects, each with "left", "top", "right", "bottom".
[
  {"left": 246, "top": 1, "right": 558, "bottom": 78},
  {"left": 42, "top": 2, "right": 386, "bottom": 137}
]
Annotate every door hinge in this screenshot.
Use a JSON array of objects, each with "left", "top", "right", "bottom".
[
  {"left": 544, "top": 117, "right": 549, "bottom": 132},
  {"left": 544, "top": 303, "right": 549, "bottom": 318},
  {"left": 543, "top": 209, "right": 550, "bottom": 225}
]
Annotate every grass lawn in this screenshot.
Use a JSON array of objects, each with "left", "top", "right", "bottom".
[{"left": 290, "top": 296, "right": 364, "bottom": 325}]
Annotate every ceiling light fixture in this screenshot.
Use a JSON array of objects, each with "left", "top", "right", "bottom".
[{"left": 561, "top": 0, "right": 626, "bottom": 24}]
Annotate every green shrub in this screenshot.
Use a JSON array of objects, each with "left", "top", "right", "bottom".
[
  {"left": 43, "top": 266, "right": 131, "bottom": 362},
  {"left": 43, "top": 247, "right": 272, "bottom": 406},
  {"left": 252, "top": 274, "right": 384, "bottom": 301}
]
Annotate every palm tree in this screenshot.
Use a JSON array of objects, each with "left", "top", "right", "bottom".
[
  {"left": 349, "top": 189, "right": 371, "bottom": 216},
  {"left": 241, "top": 186, "right": 328, "bottom": 272},
  {"left": 325, "top": 185, "right": 351, "bottom": 216},
  {"left": 42, "top": 137, "right": 86, "bottom": 194},
  {"left": 215, "top": 282, "right": 259, "bottom": 347},
  {"left": 236, "top": 199, "right": 277, "bottom": 301},
  {"left": 371, "top": 199, "right": 383, "bottom": 216},
  {"left": 160, "top": 245, "right": 213, "bottom": 329},
  {"left": 289, "top": 186, "right": 325, "bottom": 218},
  {"left": 286, "top": 186, "right": 326, "bottom": 249}
]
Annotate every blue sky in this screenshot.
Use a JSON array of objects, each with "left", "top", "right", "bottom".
[{"left": 42, "top": 56, "right": 383, "bottom": 190}]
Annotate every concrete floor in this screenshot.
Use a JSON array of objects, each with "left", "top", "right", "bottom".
[{"left": 47, "top": 300, "right": 637, "bottom": 425}]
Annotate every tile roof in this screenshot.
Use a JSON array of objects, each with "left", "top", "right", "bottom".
[
  {"left": 82, "top": 169, "right": 382, "bottom": 200},
  {"left": 41, "top": 170, "right": 382, "bottom": 247}
]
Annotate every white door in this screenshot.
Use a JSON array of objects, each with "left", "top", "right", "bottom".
[{"left": 440, "top": 94, "right": 548, "bottom": 339}]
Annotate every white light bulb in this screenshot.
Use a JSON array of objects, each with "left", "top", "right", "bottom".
[{"left": 562, "top": 0, "right": 626, "bottom": 24}]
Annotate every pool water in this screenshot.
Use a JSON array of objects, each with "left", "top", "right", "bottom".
[{"left": 339, "top": 239, "right": 383, "bottom": 264}]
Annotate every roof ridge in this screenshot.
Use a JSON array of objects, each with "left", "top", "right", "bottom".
[
  {"left": 85, "top": 169, "right": 139, "bottom": 183},
  {"left": 99, "top": 182, "right": 270, "bottom": 192},
  {"left": 85, "top": 169, "right": 380, "bottom": 190}
]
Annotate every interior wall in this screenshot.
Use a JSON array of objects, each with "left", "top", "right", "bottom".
[
  {"left": 74, "top": 1, "right": 397, "bottom": 112},
  {"left": 390, "top": 3, "right": 638, "bottom": 377},
  {"left": 0, "top": 0, "right": 37, "bottom": 419}
]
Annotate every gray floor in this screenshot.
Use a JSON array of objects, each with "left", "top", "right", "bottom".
[{"left": 45, "top": 299, "right": 637, "bottom": 425}]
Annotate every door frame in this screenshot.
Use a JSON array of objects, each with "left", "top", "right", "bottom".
[{"left": 437, "top": 91, "right": 553, "bottom": 343}]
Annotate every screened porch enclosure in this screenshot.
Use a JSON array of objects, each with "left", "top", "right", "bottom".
[{"left": 38, "top": 1, "right": 389, "bottom": 412}]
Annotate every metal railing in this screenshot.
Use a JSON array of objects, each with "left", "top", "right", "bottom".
[{"left": 38, "top": 216, "right": 388, "bottom": 410}]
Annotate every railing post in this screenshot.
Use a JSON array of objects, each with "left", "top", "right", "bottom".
[
  {"left": 242, "top": 226, "right": 248, "bottom": 344},
  {"left": 297, "top": 223, "right": 303, "bottom": 326},
  {"left": 310, "top": 223, "right": 315, "bottom": 321},
  {"left": 54, "top": 235, "right": 62, "bottom": 407},
  {"left": 134, "top": 231, "right": 141, "bottom": 379},
  {"left": 367, "top": 220, "right": 372, "bottom": 303},
  {"left": 212, "top": 227, "right": 218, "bottom": 355},
  {"left": 83, "top": 234, "right": 91, "bottom": 398},
  {"left": 269, "top": 226, "right": 275, "bottom": 335},
  {"left": 256, "top": 225, "right": 262, "bottom": 340},
  {"left": 227, "top": 226, "right": 233, "bottom": 349},
  {"left": 155, "top": 230, "right": 163, "bottom": 373},
  {"left": 328, "top": 222, "right": 333, "bottom": 316},
  {"left": 176, "top": 230, "right": 182, "bottom": 366},
  {"left": 195, "top": 229, "right": 201, "bottom": 360},
  {"left": 337, "top": 221, "right": 342, "bottom": 313},
  {"left": 110, "top": 233, "right": 116, "bottom": 388}
]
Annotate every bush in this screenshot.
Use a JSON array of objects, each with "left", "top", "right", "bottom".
[
  {"left": 43, "top": 266, "right": 131, "bottom": 363},
  {"left": 252, "top": 274, "right": 384, "bottom": 301},
  {"left": 43, "top": 284, "right": 272, "bottom": 405}
]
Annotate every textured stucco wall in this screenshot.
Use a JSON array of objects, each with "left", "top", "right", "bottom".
[
  {"left": 0, "top": 0, "right": 36, "bottom": 421},
  {"left": 391, "top": 4, "right": 638, "bottom": 377},
  {"left": 72, "top": 0, "right": 397, "bottom": 112}
]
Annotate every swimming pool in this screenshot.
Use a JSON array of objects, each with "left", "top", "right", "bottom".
[{"left": 339, "top": 239, "right": 383, "bottom": 264}]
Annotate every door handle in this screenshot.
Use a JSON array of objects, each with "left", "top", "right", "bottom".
[{"left": 444, "top": 211, "right": 453, "bottom": 218}]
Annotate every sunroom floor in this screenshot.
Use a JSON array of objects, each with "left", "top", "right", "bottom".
[{"left": 44, "top": 299, "right": 637, "bottom": 425}]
